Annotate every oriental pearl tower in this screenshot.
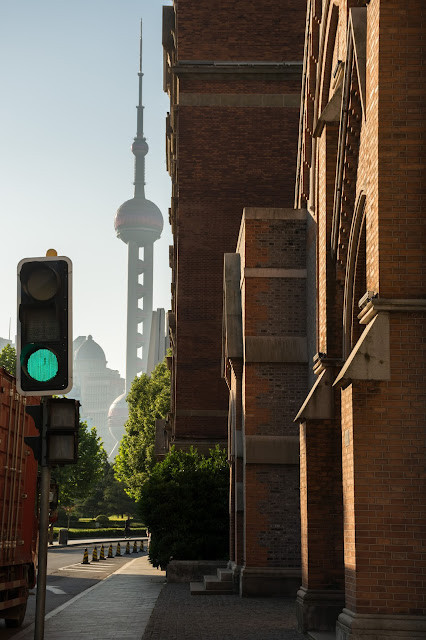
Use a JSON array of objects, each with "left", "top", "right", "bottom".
[{"left": 108, "top": 22, "right": 163, "bottom": 457}]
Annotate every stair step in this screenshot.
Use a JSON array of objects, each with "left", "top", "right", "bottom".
[
  {"left": 204, "top": 575, "right": 233, "bottom": 590},
  {"left": 217, "top": 568, "right": 233, "bottom": 582},
  {"left": 190, "top": 581, "right": 234, "bottom": 596}
]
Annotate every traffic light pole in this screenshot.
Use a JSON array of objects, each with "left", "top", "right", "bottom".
[{"left": 34, "top": 400, "right": 50, "bottom": 640}]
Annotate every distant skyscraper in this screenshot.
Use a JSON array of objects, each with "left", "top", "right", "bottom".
[
  {"left": 114, "top": 20, "right": 163, "bottom": 389},
  {"left": 108, "top": 21, "right": 164, "bottom": 453},
  {"left": 71, "top": 336, "right": 124, "bottom": 458}
]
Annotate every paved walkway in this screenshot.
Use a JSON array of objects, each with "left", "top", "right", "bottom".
[
  {"left": 13, "top": 556, "right": 165, "bottom": 640},
  {"left": 13, "top": 552, "right": 313, "bottom": 639},
  {"left": 142, "top": 583, "right": 306, "bottom": 640}
]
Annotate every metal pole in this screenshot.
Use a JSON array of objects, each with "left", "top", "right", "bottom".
[{"left": 34, "top": 400, "right": 50, "bottom": 640}]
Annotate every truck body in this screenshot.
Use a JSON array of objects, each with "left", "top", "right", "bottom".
[{"left": 0, "top": 367, "right": 39, "bottom": 627}]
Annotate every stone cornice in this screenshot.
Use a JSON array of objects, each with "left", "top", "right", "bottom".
[
  {"left": 172, "top": 61, "right": 303, "bottom": 76},
  {"left": 358, "top": 298, "right": 426, "bottom": 325}
]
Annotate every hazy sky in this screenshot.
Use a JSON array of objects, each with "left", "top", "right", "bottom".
[{"left": 0, "top": 0, "right": 173, "bottom": 378}]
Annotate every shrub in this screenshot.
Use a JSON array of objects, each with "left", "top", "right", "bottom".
[
  {"left": 138, "top": 446, "right": 229, "bottom": 569},
  {"left": 95, "top": 515, "right": 110, "bottom": 527}
]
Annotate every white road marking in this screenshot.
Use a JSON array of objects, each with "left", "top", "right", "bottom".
[{"left": 33, "top": 585, "right": 67, "bottom": 595}]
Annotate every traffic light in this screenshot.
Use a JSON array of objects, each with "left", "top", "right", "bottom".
[
  {"left": 25, "top": 398, "right": 80, "bottom": 466},
  {"left": 46, "top": 398, "right": 79, "bottom": 466},
  {"left": 17, "top": 255, "right": 72, "bottom": 395}
]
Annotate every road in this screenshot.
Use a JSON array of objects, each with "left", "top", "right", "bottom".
[{"left": 1, "top": 541, "right": 145, "bottom": 638}]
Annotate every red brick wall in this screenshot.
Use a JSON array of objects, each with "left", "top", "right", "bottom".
[
  {"left": 170, "top": 0, "right": 305, "bottom": 443},
  {"left": 377, "top": 1, "right": 426, "bottom": 298},
  {"left": 341, "top": 314, "right": 426, "bottom": 615},
  {"left": 175, "top": 0, "right": 306, "bottom": 61}
]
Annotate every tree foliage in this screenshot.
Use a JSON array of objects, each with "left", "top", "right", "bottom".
[
  {"left": 78, "top": 462, "right": 137, "bottom": 518},
  {"left": 0, "top": 344, "right": 16, "bottom": 376},
  {"left": 139, "top": 446, "right": 229, "bottom": 569},
  {"left": 53, "top": 421, "right": 107, "bottom": 508},
  {"left": 114, "top": 358, "right": 170, "bottom": 500}
]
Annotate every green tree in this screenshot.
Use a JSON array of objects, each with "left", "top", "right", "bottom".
[
  {"left": 114, "top": 358, "right": 170, "bottom": 500},
  {"left": 53, "top": 421, "right": 107, "bottom": 508},
  {"left": 139, "top": 446, "right": 229, "bottom": 569},
  {"left": 0, "top": 343, "right": 16, "bottom": 376},
  {"left": 79, "top": 462, "right": 137, "bottom": 518}
]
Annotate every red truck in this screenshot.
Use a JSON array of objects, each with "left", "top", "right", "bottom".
[{"left": 0, "top": 366, "right": 40, "bottom": 628}]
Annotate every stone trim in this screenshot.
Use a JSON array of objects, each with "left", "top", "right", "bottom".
[
  {"left": 245, "top": 435, "right": 299, "bottom": 465},
  {"left": 333, "top": 313, "right": 390, "bottom": 387},
  {"left": 336, "top": 608, "right": 426, "bottom": 640},
  {"left": 236, "top": 481, "right": 244, "bottom": 512},
  {"left": 245, "top": 336, "right": 308, "bottom": 363},
  {"left": 179, "top": 93, "right": 300, "bottom": 107},
  {"left": 243, "top": 267, "right": 307, "bottom": 279},
  {"left": 358, "top": 297, "right": 426, "bottom": 325},
  {"left": 223, "top": 253, "right": 243, "bottom": 359},
  {"left": 172, "top": 61, "right": 303, "bottom": 76},
  {"left": 176, "top": 409, "right": 229, "bottom": 417},
  {"left": 294, "top": 368, "right": 334, "bottom": 422},
  {"left": 243, "top": 207, "right": 307, "bottom": 220}
]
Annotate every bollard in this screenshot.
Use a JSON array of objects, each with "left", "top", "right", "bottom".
[
  {"left": 125, "top": 540, "right": 131, "bottom": 555},
  {"left": 139, "top": 540, "right": 144, "bottom": 553},
  {"left": 100, "top": 544, "right": 105, "bottom": 560},
  {"left": 107, "top": 544, "right": 113, "bottom": 558},
  {"left": 133, "top": 541, "right": 138, "bottom": 553},
  {"left": 115, "top": 542, "right": 121, "bottom": 557},
  {"left": 92, "top": 546, "right": 99, "bottom": 562},
  {"left": 81, "top": 548, "right": 90, "bottom": 564}
]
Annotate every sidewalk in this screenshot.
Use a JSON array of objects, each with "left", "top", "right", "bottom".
[
  {"left": 14, "top": 555, "right": 165, "bottom": 640},
  {"left": 50, "top": 535, "right": 147, "bottom": 549},
  {"left": 15, "top": 550, "right": 318, "bottom": 640},
  {"left": 142, "top": 583, "right": 306, "bottom": 640}
]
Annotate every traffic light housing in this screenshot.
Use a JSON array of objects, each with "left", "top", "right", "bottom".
[
  {"left": 25, "top": 398, "right": 80, "bottom": 466},
  {"left": 17, "top": 256, "right": 72, "bottom": 396},
  {"left": 46, "top": 398, "right": 79, "bottom": 466}
]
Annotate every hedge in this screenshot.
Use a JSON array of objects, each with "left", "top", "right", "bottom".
[{"left": 53, "top": 527, "right": 147, "bottom": 539}]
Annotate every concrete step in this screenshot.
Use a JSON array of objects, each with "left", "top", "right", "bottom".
[
  {"left": 217, "top": 568, "right": 233, "bottom": 582},
  {"left": 307, "top": 632, "right": 336, "bottom": 640},
  {"left": 203, "top": 575, "right": 233, "bottom": 591},
  {"left": 190, "top": 581, "right": 234, "bottom": 596}
]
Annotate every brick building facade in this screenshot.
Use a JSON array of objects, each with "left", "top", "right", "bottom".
[
  {"left": 162, "top": 1, "right": 306, "bottom": 453},
  {"left": 295, "top": 1, "right": 426, "bottom": 637},
  {"left": 162, "top": 1, "right": 425, "bottom": 635}
]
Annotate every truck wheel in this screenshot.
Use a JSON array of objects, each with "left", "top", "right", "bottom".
[{"left": 4, "top": 601, "right": 27, "bottom": 628}]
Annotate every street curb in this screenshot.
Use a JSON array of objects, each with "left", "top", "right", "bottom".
[{"left": 50, "top": 536, "right": 148, "bottom": 550}]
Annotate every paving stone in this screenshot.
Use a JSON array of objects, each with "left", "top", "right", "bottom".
[{"left": 142, "top": 583, "right": 306, "bottom": 640}]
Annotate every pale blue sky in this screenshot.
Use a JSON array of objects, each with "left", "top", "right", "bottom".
[{"left": 0, "top": 0, "right": 173, "bottom": 377}]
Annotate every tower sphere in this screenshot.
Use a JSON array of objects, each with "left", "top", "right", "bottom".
[
  {"left": 132, "top": 137, "right": 149, "bottom": 156},
  {"left": 114, "top": 196, "right": 163, "bottom": 245}
]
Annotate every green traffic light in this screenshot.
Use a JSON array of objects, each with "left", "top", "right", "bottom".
[{"left": 27, "top": 349, "right": 58, "bottom": 382}]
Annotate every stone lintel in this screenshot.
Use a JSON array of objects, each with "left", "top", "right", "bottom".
[
  {"left": 245, "top": 435, "right": 299, "bottom": 465},
  {"left": 245, "top": 336, "right": 308, "bottom": 363},
  {"left": 336, "top": 608, "right": 426, "bottom": 640},
  {"left": 178, "top": 93, "right": 300, "bottom": 107},
  {"left": 333, "top": 313, "right": 390, "bottom": 386},
  {"left": 294, "top": 368, "right": 334, "bottom": 422}
]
